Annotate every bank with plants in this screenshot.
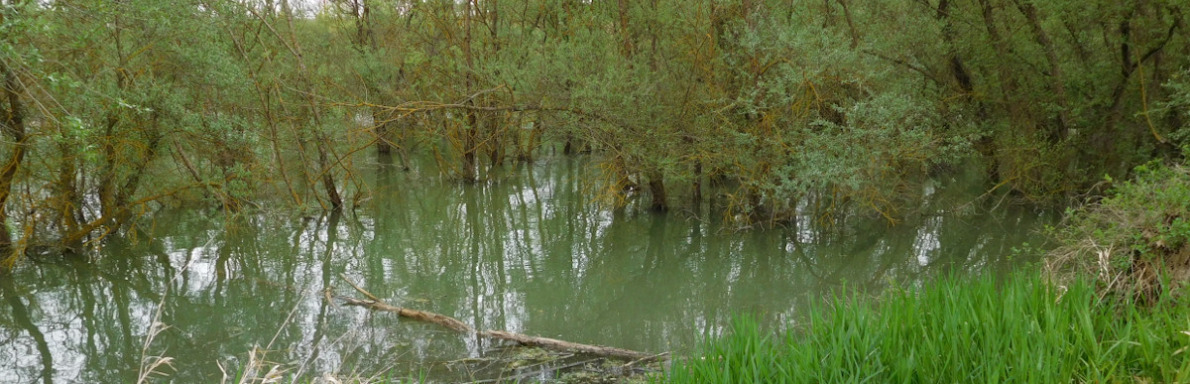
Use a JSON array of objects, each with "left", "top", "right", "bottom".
[{"left": 664, "top": 158, "right": 1190, "bottom": 383}]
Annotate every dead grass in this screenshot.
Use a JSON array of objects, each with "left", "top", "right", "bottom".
[{"left": 1046, "top": 161, "right": 1190, "bottom": 303}]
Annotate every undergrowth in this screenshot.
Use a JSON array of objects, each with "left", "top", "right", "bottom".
[{"left": 1048, "top": 158, "right": 1190, "bottom": 302}]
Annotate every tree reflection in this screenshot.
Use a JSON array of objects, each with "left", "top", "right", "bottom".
[{"left": 0, "top": 157, "right": 1051, "bottom": 382}]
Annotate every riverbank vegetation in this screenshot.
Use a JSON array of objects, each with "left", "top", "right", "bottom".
[
  {"left": 666, "top": 274, "right": 1190, "bottom": 383},
  {"left": 664, "top": 158, "right": 1190, "bottom": 383},
  {"left": 1049, "top": 156, "right": 1190, "bottom": 303},
  {"left": 0, "top": 0, "right": 1187, "bottom": 264}
]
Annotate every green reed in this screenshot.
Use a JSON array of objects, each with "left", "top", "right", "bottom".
[{"left": 664, "top": 273, "right": 1190, "bottom": 383}]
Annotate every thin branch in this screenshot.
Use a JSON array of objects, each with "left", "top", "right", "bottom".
[{"left": 860, "top": 49, "right": 941, "bottom": 85}]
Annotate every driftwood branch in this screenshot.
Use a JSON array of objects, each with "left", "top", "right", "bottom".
[
  {"left": 474, "top": 330, "right": 655, "bottom": 361},
  {"left": 337, "top": 276, "right": 660, "bottom": 361},
  {"left": 340, "top": 296, "right": 476, "bottom": 333}
]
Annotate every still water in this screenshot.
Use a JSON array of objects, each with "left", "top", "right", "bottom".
[{"left": 0, "top": 156, "right": 1050, "bottom": 383}]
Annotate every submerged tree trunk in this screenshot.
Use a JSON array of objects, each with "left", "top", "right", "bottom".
[
  {"left": 374, "top": 110, "right": 393, "bottom": 156},
  {"left": 488, "top": 113, "right": 503, "bottom": 167},
  {"left": 318, "top": 141, "right": 344, "bottom": 210},
  {"left": 461, "top": 0, "right": 479, "bottom": 182},
  {"left": 281, "top": 0, "right": 344, "bottom": 210},
  {"left": 99, "top": 7, "right": 129, "bottom": 231},
  {"left": 351, "top": 0, "right": 395, "bottom": 157},
  {"left": 648, "top": 172, "right": 668, "bottom": 212},
  {"left": 0, "top": 61, "right": 28, "bottom": 249},
  {"left": 55, "top": 140, "right": 81, "bottom": 246}
]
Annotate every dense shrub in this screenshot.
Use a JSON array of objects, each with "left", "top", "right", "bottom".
[{"left": 1048, "top": 157, "right": 1190, "bottom": 302}]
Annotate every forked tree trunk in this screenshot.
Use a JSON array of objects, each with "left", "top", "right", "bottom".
[{"left": 1014, "top": 0, "right": 1072, "bottom": 141}]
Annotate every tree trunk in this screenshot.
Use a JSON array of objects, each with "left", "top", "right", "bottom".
[
  {"left": 1100, "top": 7, "right": 1180, "bottom": 155},
  {"left": 837, "top": 0, "right": 860, "bottom": 48},
  {"left": 375, "top": 110, "right": 393, "bottom": 155},
  {"left": 1015, "top": 0, "right": 1073, "bottom": 141},
  {"left": 617, "top": 0, "right": 633, "bottom": 58},
  {"left": 282, "top": 0, "right": 343, "bottom": 210},
  {"left": 935, "top": 0, "right": 975, "bottom": 97},
  {"left": 56, "top": 140, "right": 81, "bottom": 245},
  {"left": 0, "top": 63, "right": 28, "bottom": 249},
  {"left": 978, "top": 0, "right": 1027, "bottom": 128},
  {"left": 648, "top": 172, "right": 668, "bottom": 212},
  {"left": 461, "top": 0, "right": 479, "bottom": 182}
]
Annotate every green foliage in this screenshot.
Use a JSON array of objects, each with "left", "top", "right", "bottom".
[
  {"left": 1166, "top": 69, "right": 1190, "bottom": 144},
  {"left": 663, "top": 274, "right": 1190, "bottom": 383},
  {"left": 2, "top": 0, "right": 1189, "bottom": 253},
  {"left": 1049, "top": 156, "right": 1190, "bottom": 300}
]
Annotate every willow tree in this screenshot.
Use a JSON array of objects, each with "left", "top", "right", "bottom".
[
  {"left": 0, "top": 0, "right": 31, "bottom": 256},
  {"left": 0, "top": 0, "right": 1186, "bottom": 265}
]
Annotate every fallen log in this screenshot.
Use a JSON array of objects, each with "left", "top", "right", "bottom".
[
  {"left": 477, "top": 330, "right": 653, "bottom": 361},
  {"left": 339, "top": 297, "right": 475, "bottom": 333},
  {"left": 337, "top": 275, "right": 661, "bottom": 362}
]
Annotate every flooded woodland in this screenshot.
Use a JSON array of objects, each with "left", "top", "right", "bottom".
[
  {"left": 0, "top": 0, "right": 1187, "bottom": 382},
  {"left": 2, "top": 156, "right": 1051, "bottom": 382}
]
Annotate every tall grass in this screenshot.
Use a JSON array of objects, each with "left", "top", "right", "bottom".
[{"left": 665, "top": 274, "right": 1190, "bottom": 383}]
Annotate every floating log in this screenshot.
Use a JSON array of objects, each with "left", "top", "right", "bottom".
[
  {"left": 339, "top": 297, "right": 474, "bottom": 333},
  {"left": 477, "top": 330, "right": 654, "bottom": 361},
  {"left": 337, "top": 275, "right": 661, "bottom": 362}
]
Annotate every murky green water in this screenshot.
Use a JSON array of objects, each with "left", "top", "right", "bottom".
[{"left": 0, "top": 156, "right": 1051, "bottom": 383}]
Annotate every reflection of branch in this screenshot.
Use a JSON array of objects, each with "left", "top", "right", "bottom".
[
  {"left": 1, "top": 276, "right": 53, "bottom": 384},
  {"left": 136, "top": 249, "right": 200, "bottom": 383},
  {"left": 787, "top": 237, "right": 829, "bottom": 283}
]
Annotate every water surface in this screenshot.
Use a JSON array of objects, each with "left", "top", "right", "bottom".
[{"left": 0, "top": 156, "right": 1051, "bottom": 383}]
